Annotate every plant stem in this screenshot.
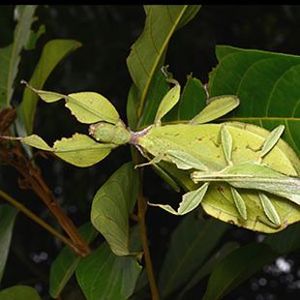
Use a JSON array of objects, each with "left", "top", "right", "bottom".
[
  {"left": 1, "top": 143, "right": 90, "bottom": 257},
  {"left": 133, "top": 145, "right": 160, "bottom": 300},
  {"left": 0, "top": 189, "right": 81, "bottom": 255},
  {"left": 137, "top": 190, "right": 160, "bottom": 300}
]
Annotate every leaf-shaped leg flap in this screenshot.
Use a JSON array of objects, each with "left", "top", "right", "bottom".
[
  {"left": 259, "top": 125, "right": 285, "bottom": 159},
  {"left": 230, "top": 187, "right": 247, "bottom": 220},
  {"left": 148, "top": 183, "right": 209, "bottom": 215},
  {"left": 190, "top": 95, "right": 239, "bottom": 124},
  {"left": 259, "top": 193, "right": 281, "bottom": 227}
]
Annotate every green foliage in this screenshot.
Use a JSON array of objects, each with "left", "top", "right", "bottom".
[
  {"left": 127, "top": 5, "right": 201, "bottom": 127},
  {"left": 49, "top": 223, "right": 98, "bottom": 298},
  {"left": 0, "top": 205, "right": 17, "bottom": 283},
  {"left": 203, "top": 222, "right": 300, "bottom": 300},
  {"left": 91, "top": 162, "right": 139, "bottom": 256},
  {"left": 18, "top": 39, "right": 81, "bottom": 134},
  {"left": 76, "top": 242, "right": 141, "bottom": 300},
  {"left": 209, "top": 45, "right": 300, "bottom": 155},
  {"left": 0, "top": 5, "right": 37, "bottom": 109},
  {"left": 0, "top": 285, "right": 41, "bottom": 300},
  {"left": 158, "top": 215, "right": 228, "bottom": 298},
  {"left": 1, "top": 5, "right": 300, "bottom": 300}
]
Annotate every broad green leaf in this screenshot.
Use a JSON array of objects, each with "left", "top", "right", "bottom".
[
  {"left": 127, "top": 85, "right": 140, "bottom": 129},
  {"left": 177, "top": 76, "right": 207, "bottom": 120},
  {"left": 22, "top": 133, "right": 115, "bottom": 167},
  {"left": 203, "top": 243, "right": 276, "bottom": 300},
  {"left": 264, "top": 221, "right": 300, "bottom": 254},
  {"left": 127, "top": 5, "right": 200, "bottom": 120},
  {"left": 19, "top": 39, "right": 81, "bottom": 134},
  {"left": 0, "top": 285, "right": 41, "bottom": 300},
  {"left": 0, "top": 204, "right": 17, "bottom": 283},
  {"left": 0, "top": 5, "right": 37, "bottom": 109},
  {"left": 179, "top": 242, "right": 239, "bottom": 298},
  {"left": 209, "top": 45, "right": 300, "bottom": 155},
  {"left": 190, "top": 95, "right": 239, "bottom": 124},
  {"left": 137, "top": 69, "right": 170, "bottom": 128},
  {"left": 24, "top": 24, "right": 45, "bottom": 50},
  {"left": 158, "top": 215, "right": 228, "bottom": 298},
  {"left": 203, "top": 223, "right": 300, "bottom": 300},
  {"left": 49, "top": 223, "right": 98, "bottom": 298},
  {"left": 91, "top": 162, "right": 139, "bottom": 256},
  {"left": 76, "top": 242, "right": 141, "bottom": 300},
  {"left": 154, "top": 83, "right": 181, "bottom": 124}
]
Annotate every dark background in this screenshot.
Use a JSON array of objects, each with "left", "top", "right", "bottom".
[{"left": 1, "top": 5, "right": 300, "bottom": 300}]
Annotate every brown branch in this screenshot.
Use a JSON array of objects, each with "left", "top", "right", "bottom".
[
  {"left": 0, "top": 189, "right": 81, "bottom": 255},
  {"left": 0, "top": 131, "right": 90, "bottom": 257}
]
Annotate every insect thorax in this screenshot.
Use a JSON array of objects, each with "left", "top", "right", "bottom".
[{"left": 89, "top": 121, "right": 131, "bottom": 145}]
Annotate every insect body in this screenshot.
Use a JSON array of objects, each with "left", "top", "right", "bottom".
[
  {"left": 16, "top": 80, "right": 300, "bottom": 233},
  {"left": 133, "top": 122, "right": 300, "bottom": 232}
]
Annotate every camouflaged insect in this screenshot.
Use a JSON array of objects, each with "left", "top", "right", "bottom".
[{"left": 12, "top": 80, "right": 300, "bottom": 233}]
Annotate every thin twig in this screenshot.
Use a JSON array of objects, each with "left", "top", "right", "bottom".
[
  {"left": 0, "top": 142, "right": 90, "bottom": 257},
  {"left": 133, "top": 148, "right": 160, "bottom": 300},
  {"left": 0, "top": 189, "right": 81, "bottom": 255}
]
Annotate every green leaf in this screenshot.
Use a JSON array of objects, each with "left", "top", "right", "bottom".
[
  {"left": 203, "top": 243, "right": 276, "bottom": 300},
  {"left": 126, "top": 84, "right": 139, "bottom": 129},
  {"left": 264, "top": 222, "right": 300, "bottom": 254},
  {"left": 209, "top": 45, "right": 300, "bottom": 155},
  {"left": 158, "top": 215, "right": 228, "bottom": 298},
  {"left": 22, "top": 133, "right": 115, "bottom": 167},
  {"left": 0, "top": 5, "right": 37, "bottom": 109},
  {"left": 203, "top": 222, "right": 300, "bottom": 300},
  {"left": 49, "top": 223, "right": 98, "bottom": 298},
  {"left": 127, "top": 5, "right": 200, "bottom": 120},
  {"left": 18, "top": 39, "right": 81, "bottom": 134},
  {"left": 0, "top": 204, "right": 18, "bottom": 283},
  {"left": 76, "top": 242, "right": 141, "bottom": 300},
  {"left": 0, "top": 285, "right": 41, "bottom": 300},
  {"left": 179, "top": 242, "right": 239, "bottom": 298},
  {"left": 137, "top": 69, "right": 169, "bottom": 128},
  {"left": 177, "top": 76, "right": 207, "bottom": 120},
  {"left": 91, "top": 162, "right": 139, "bottom": 256}
]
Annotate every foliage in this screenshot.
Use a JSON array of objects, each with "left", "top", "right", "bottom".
[{"left": 0, "top": 5, "right": 300, "bottom": 300}]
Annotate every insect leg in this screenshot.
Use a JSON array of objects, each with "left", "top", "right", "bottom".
[{"left": 134, "top": 152, "right": 165, "bottom": 169}]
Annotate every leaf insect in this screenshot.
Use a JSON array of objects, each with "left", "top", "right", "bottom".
[{"left": 11, "top": 73, "right": 300, "bottom": 233}]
